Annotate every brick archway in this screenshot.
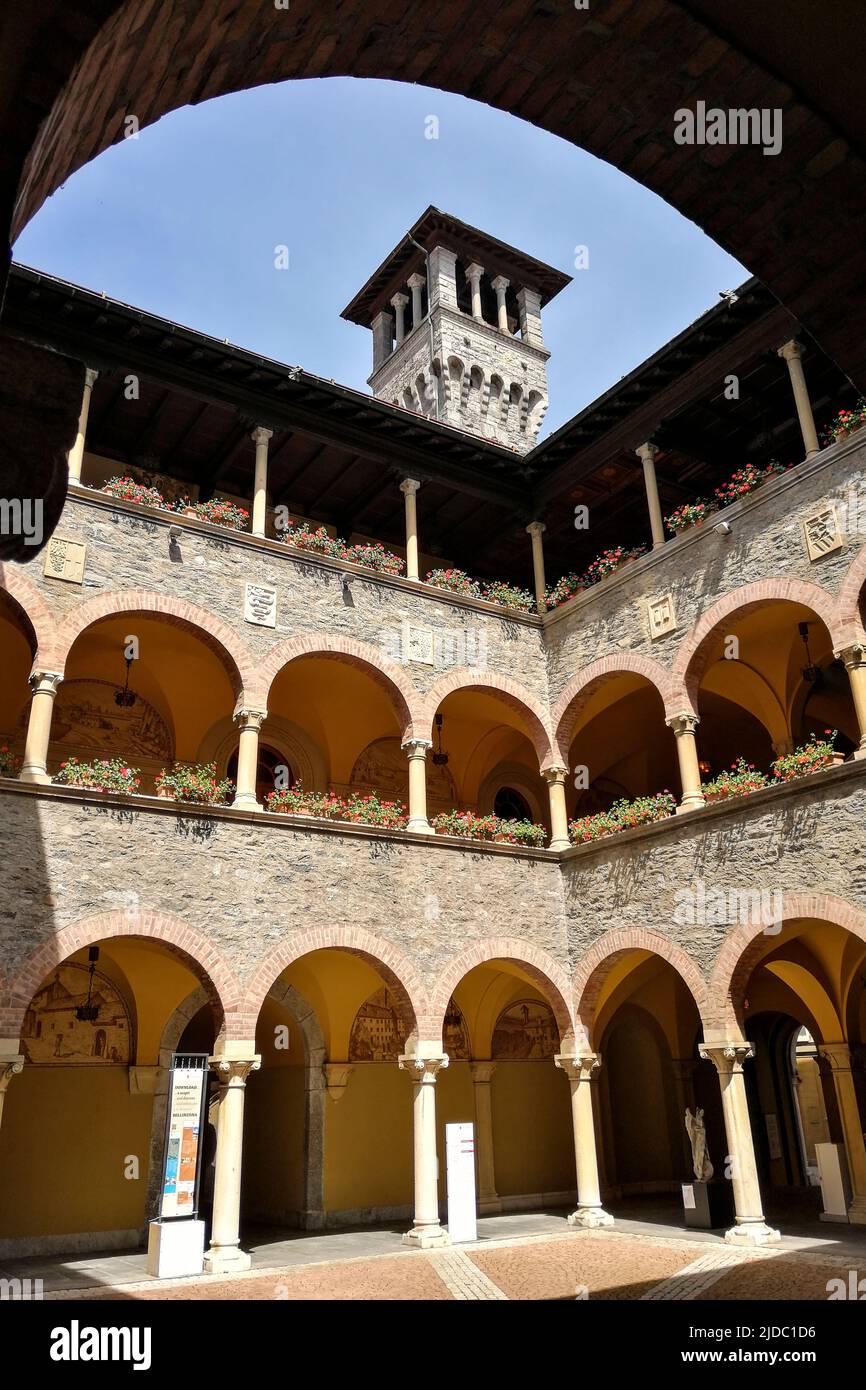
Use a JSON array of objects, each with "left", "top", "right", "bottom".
[
  {"left": 419, "top": 671, "right": 554, "bottom": 770},
  {"left": 706, "top": 891, "right": 866, "bottom": 1033},
  {"left": 836, "top": 541, "right": 866, "bottom": 647},
  {"left": 239, "top": 926, "right": 430, "bottom": 1049},
  {"left": 0, "top": 566, "right": 61, "bottom": 668},
  {"left": 430, "top": 939, "right": 576, "bottom": 1052},
  {"left": 1, "top": 909, "right": 243, "bottom": 1043},
  {"left": 256, "top": 633, "right": 421, "bottom": 742},
  {"left": 670, "top": 579, "right": 844, "bottom": 716},
  {"left": 550, "top": 654, "right": 672, "bottom": 765},
  {"left": 573, "top": 929, "right": 709, "bottom": 1043},
  {"left": 54, "top": 589, "right": 259, "bottom": 706}
]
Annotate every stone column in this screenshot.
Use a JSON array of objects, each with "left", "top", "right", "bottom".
[
  {"left": 391, "top": 292, "right": 409, "bottom": 345},
  {"left": 837, "top": 644, "right": 866, "bottom": 757},
  {"left": 469, "top": 1061, "right": 501, "bottom": 1214},
  {"left": 371, "top": 309, "right": 394, "bottom": 371},
  {"left": 402, "top": 738, "right": 432, "bottom": 834},
  {"left": 699, "top": 1042, "right": 780, "bottom": 1246},
  {"left": 778, "top": 339, "right": 820, "bottom": 458},
  {"left": 407, "top": 272, "right": 426, "bottom": 326},
  {"left": 250, "top": 427, "right": 273, "bottom": 538},
  {"left": 526, "top": 520, "right": 547, "bottom": 614},
  {"left": 400, "top": 476, "right": 421, "bottom": 580},
  {"left": 555, "top": 1053, "right": 614, "bottom": 1227},
  {"left": 542, "top": 765, "right": 570, "bottom": 851},
  {"left": 231, "top": 709, "right": 266, "bottom": 811},
  {"left": 203, "top": 1049, "right": 261, "bottom": 1274},
  {"left": 819, "top": 1043, "right": 866, "bottom": 1224},
  {"left": 635, "top": 441, "right": 665, "bottom": 549},
  {"left": 0, "top": 1050, "right": 24, "bottom": 1131},
  {"left": 491, "top": 275, "right": 510, "bottom": 333},
  {"left": 398, "top": 1053, "right": 450, "bottom": 1247},
  {"left": 20, "top": 671, "right": 63, "bottom": 784},
  {"left": 516, "top": 287, "right": 544, "bottom": 348},
  {"left": 466, "top": 263, "right": 485, "bottom": 321},
  {"left": 67, "top": 366, "right": 98, "bottom": 482},
  {"left": 666, "top": 713, "right": 706, "bottom": 813}
]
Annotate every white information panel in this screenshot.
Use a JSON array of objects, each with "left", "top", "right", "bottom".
[{"left": 446, "top": 1121, "right": 477, "bottom": 1244}]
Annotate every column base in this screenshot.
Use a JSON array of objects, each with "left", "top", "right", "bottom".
[
  {"left": 567, "top": 1206, "right": 614, "bottom": 1229},
  {"left": 478, "top": 1196, "right": 503, "bottom": 1216},
  {"left": 724, "top": 1220, "right": 780, "bottom": 1247},
  {"left": 548, "top": 837, "right": 570, "bottom": 852},
  {"left": 402, "top": 1223, "right": 451, "bottom": 1249},
  {"left": 846, "top": 1197, "right": 866, "bottom": 1225},
  {"left": 231, "top": 794, "right": 262, "bottom": 812},
  {"left": 676, "top": 795, "right": 705, "bottom": 815},
  {"left": 19, "top": 768, "right": 51, "bottom": 785},
  {"left": 203, "top": 1244, "right": 252, "bottom": 1275},
  {"left": 406, "top": 818, "right": 432, "bottom": 835},
  {"left": 852, "top": 744, "right": 866, "bottom": 761}
]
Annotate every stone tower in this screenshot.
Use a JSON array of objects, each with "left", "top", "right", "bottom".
[{"left": 341, "top": 207, "right": 571, "bottom": 453}]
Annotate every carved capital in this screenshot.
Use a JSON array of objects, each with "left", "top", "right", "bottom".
[
  {"left": 402, "top": 738, "right": 432, "bottom": 759},
  {"left": 398, "top": 1053, "right": 448, "bottom": 1082},
  {"left": 525, "top": 520, "right": 546, "bottom": 539},
  {"left": 542, "top": 764, "right": 568, "bottom": 787},
  {"left": 469, "top": 1061, "right": 497, "bottom": 1085},
  {"left": 837, "top": 643, "right": 866, "bottom": 671},
  {"left": 251, "top": 426, "right": 273, "bottom": 446},
  {"left": 29, "top": 671, "right": 63, "bottom": 697},
  {"left": 406, "top": 273, "right": 426, "bottom": 291},
  {"left": 555, "top": 1052, "right": 601, "bottom": 1080},
  {"left": 400, "top": 477, "right": 421, "bottom": 497},
  {"left": 699, "top": 1042, "right": 753, "bottom": 1074},
  {"left": 209, "top": 1056, "right": 261, "bottom": 1087},
  {"left": 83, "top": 367, "right": 100, "bottom": 390},
  {"left": 465, "top": 262, "right": 485, "bottom": 283},
  {"left": 666, "top": 712, "right": 700, "bottom": 737},
  {"left": 234, "top": 708, "right": 266, "bottom": 732},
  {"left": 777, "top": 338, "right": 803, "bottom": 363},
  {"left": 635, "top": 441, "right": 659, "bottom": 464},
  {"left": 0, "top": 1057, "right": 24, "bottom": 1092},
  {"left": 323, "top": 1062, "right": 355, "bottom": 1101},
  {"left": 490, "top": 275, "right": 510, "bottom": 295},
  {"left": 818, "top": 1042, "right": 852, "bottom": 1073},
  {"left": 390, "top": 292, "right": 409, "bottom": 308}
]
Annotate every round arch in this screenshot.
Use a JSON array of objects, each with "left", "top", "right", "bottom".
[
  {"left": 3, "top": 909, "right": 243, "bottom": 1044},
  {"left": 430, "top": 939, "right": 576, "bottom": 1052},
  {"left": 550, "top": 654, "right": 672, "bottom": 764},
  {"left": 239, "top": 926, "right": 429, "bottom": 1050},
  {"left": 256, "top": 633, "right": 421, "bottom": 742},
  {"left": 670, "top": 580, "right": 846, "bottom": 716},
  {"left": 573, "top": 929, "right": 709, "bottom": 1041},
  {"left": 54, "top": 589, "right": 259, "bottom": 706},
  {"left": 0, "top": 567, "right": 61, "bottom": 668},
  {"left": 836, "top": 540, "right": 866, "bottom": 646},
  {"left": 419, "top": 670, "right": 554, "bottom": 770},
  {"left": 706, "top": 891, "right": 866, "bottom": 1033}
]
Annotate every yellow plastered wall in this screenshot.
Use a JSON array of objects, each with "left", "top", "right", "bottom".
[
  {"left": 324, "top": 1063, "right": 413, "bottom": 1212},
  {"left": 491, "top": 1063, "right": 573, "bottom": 1197},
  {"left": 243, "top": 1000, "right": 306, "bottom": 1221}
]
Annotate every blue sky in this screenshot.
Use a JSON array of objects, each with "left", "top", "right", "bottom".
[{"left": 14, "top": 78, "right": 747, "bottom": 438}]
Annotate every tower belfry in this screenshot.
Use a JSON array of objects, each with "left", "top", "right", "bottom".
[{"left": 341, "top": 206, "right": 571, "bottom": 453}]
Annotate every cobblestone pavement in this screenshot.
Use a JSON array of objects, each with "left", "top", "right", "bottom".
[{"left": 39, "top": 1227, "right": 863, "bottom": 1302}]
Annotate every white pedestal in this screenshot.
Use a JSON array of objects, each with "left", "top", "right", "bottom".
[
  {"left": 146, "top": 1219, "right": 206, "bottom": 1278},
  {"left": 815, "top": 1142, "right": 852, "bottom": 1222}
]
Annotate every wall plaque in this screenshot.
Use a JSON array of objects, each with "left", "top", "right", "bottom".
[
  {"left": 42, "top": 535, "right": 86, "bottom": 584},
  {"left": 803, "top": 504, "right": 843, "bottom": 561},
  {"left": 647, "top": 592, "right": 676, "bottom": 639},
  {"left": 244, "top": 581, "right": 277, "bottom": 627}
]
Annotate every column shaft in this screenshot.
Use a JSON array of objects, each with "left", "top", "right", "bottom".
[
  {"left": 667, "top": 713, "right": 705, "bottom": 813},
  {"left": 466, "top": 263, "right": 484, "bottom": 321},
  {"left": 232, "top": 710, "right": 265, "bottom": 810},
  {"left": 838, "top": 646, "right": 866, "bottom": 756},
  {"left": 203, "top": 1053, "right": 260, "bottom": 1274},
  {"left": 526, "top": 521, "right": 547, "bottom": 614},
  {"left": 67, "top": 367, "right": 98, "bottom": 482},
  {"left": 403, "top": 739, "right": 431, "bottom": 834},
  {"left": 778, "top": 340, "right": 820, "bottom": 458},
  {"left": 470, "top": 1062, "right": 501, "bottom": 1213},
  {"left": 0, "top": 1055, "right": 24, "bottom": 1131},
  {"left": 21, "top": 673, "right": 62, "bottom": 784},
  {"left": 555, "top": 1054, "right": 613, "bottom": 1227},
  {"left": 700, "top": 1043, "right": 779, "bottom": 1246},
  {"left": 251, "top": 427, "right": 272, "bottom": 538},
  {"left": 543, "top": 766, "right": 570, "bottom": 851},
  {"left": 400, "top": 477, "right": 420, "bottom": 581},
  {"left": 636, "top": 442, "right": 665, "bottom": 549},
  {"left": 399, "top": 1055, "right": 450, "bottom": 1247},
  {"left": 820, "top": 1044, "right": 866, "bottom": 1223}
]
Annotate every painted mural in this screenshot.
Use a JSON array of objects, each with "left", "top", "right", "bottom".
[
  {"left": 491, "top": 999, "right": 559, "bottom": 1060},
  {"left": 21, "top": 963, "right": 131, "bottom": 1065},
  {"left": 20, "top": 678, "right": 173, "bottom": 761},
  {"left": 443, "top": 1000, "right": 470, "bottom": 1059},
  {"left": 348, "top": 987, "right": 404, "bottom": 1061}
]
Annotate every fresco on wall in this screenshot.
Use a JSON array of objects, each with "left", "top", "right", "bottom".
[
  {"left": 492, "top": 999, "right": 559, "bottom": 1060},
  {"left": 443, "top": 999, "right": 471, "bottom": 1060},
  {"left": 21, "top": 964, "right": 131, "bottom": 1065},
  {"left": 350, "top": 737, "right": 457, "bottom": 812},
  {"left": 348, "top": 987, "right": 404, "bottom": 1061},
  {"left": 20, "top": 678, "right": 173, "bottom": 761}
]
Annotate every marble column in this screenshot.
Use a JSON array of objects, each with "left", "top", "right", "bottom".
[
  {"left": 555, "top": 1053, "right": 614, "bottom": 1227},
  {"left": 666, "top": 712, "right": 706, "bottom": 813},
  {"left": 819, "top": 1043, "right": 866, "bottom": 1224},
  {"left": 0, "top": 1050, "right": 24, "bottom": 1131},
  {"left": 250, "top": 426, "right": 273, "bottom": 539},
  {"left": 407, "top": 273, "right": 426, "bottom": 327},
  {"left": 466, "top": 263, "right": 485, "bottom": 321},
  {"left": 469, "top": 1061, "right": 501, "bottom": 1214},
  {"left": 67, "top": 367, "right": 98, "bottom": 482},
  {"left": 491, "top": 275, "right": 510, "bottom": 333},
  {"left": 777, "top": 339, "right": 819, "bottom": 458},
  {"left": 699, "top": 1042, "right": 780, "bottom": 1246},
  {"left": 400, "top": 477, "right": 421, "bottom": 580},
  {"left": 399, "top": 1053, "right": 450, "bottom": 1247},
  {"left": 837, "top": 644, "right": 866, "bottom": 757},
  {"left": 203, "top": 1049, "right": 260, "bottom": 1274},
  {"left": 231, "top": 709, "right": 265, "bottom": 811},
  {"left": 543, "top": 765, "right": 570, "bottom": 851},
  {"left": 391, "top": 292, "right": 409, "bottom": 345},
  {"left": 526, "top": 520, "right": 547, "bottom": 614},
  {"left": 635, "top": 441, "right": 665, "bottom": 549},
  {"left": 402, "top": 738, "right": 432, "bottom": 834},
  {"left": 20, "top": 671, "right": 63, "bottom": 784}
]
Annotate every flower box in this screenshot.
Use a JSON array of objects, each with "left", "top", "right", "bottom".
[
  {"left": 568, "top": 791, "right": 675, "bottom": 844},
  {"left": 102, "top": 477, "right": 165, "bottom": 508},
  {"left": 154, "top": 762, "right": 234, "bottom": 805},
  {"left": 53, "top": 757, "right": 141, "bottom": 793},
  {"left": 771, "top": 731, "right": 841, "bottom": 783},
  {"left": 0, "top": 744, "right": 21, "bottom": 778},
  {"left": 701, "top": 758, "right": 768, "bottom": 802}
]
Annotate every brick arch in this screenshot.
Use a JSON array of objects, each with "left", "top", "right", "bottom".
[
  {"left": 54, "top": 589, "right": 259, "bottom": 706},
  {"left": 572, "top": 929, "right": 709, "bottom": 1043},
  {"left": 1, "top": 909, "right": 243, "bottom": 1043},
  {"left": 256, "top": 634, "right": 420, "bottom": 741},
  {"left": 429, "top": 939, "right": 576, "bottom": 1052},
  {"left": 550, "top": 654, "right": 672, "bottom": 765},
  {"left": 706, "top": 891, "right": 866, "bottom": 1033},
  {"left": 0, "top": 566, "right": 61, "bottom": 668},
  {"left": 836, "top": 540, "right": 866, "bottom": 647},
  {"left": 418, "top": 670, "right": 554, "bottom": 769},
  {"left": 670, "top": 579, "right": 844, "bottom": 716},
  {"left": 239, "top": 926, "right": 429, "bottom": 1049}
]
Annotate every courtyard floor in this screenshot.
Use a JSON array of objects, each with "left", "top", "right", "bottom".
[{"left": 5, "top": 1200, "right": 866, "bottom": 1301}]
